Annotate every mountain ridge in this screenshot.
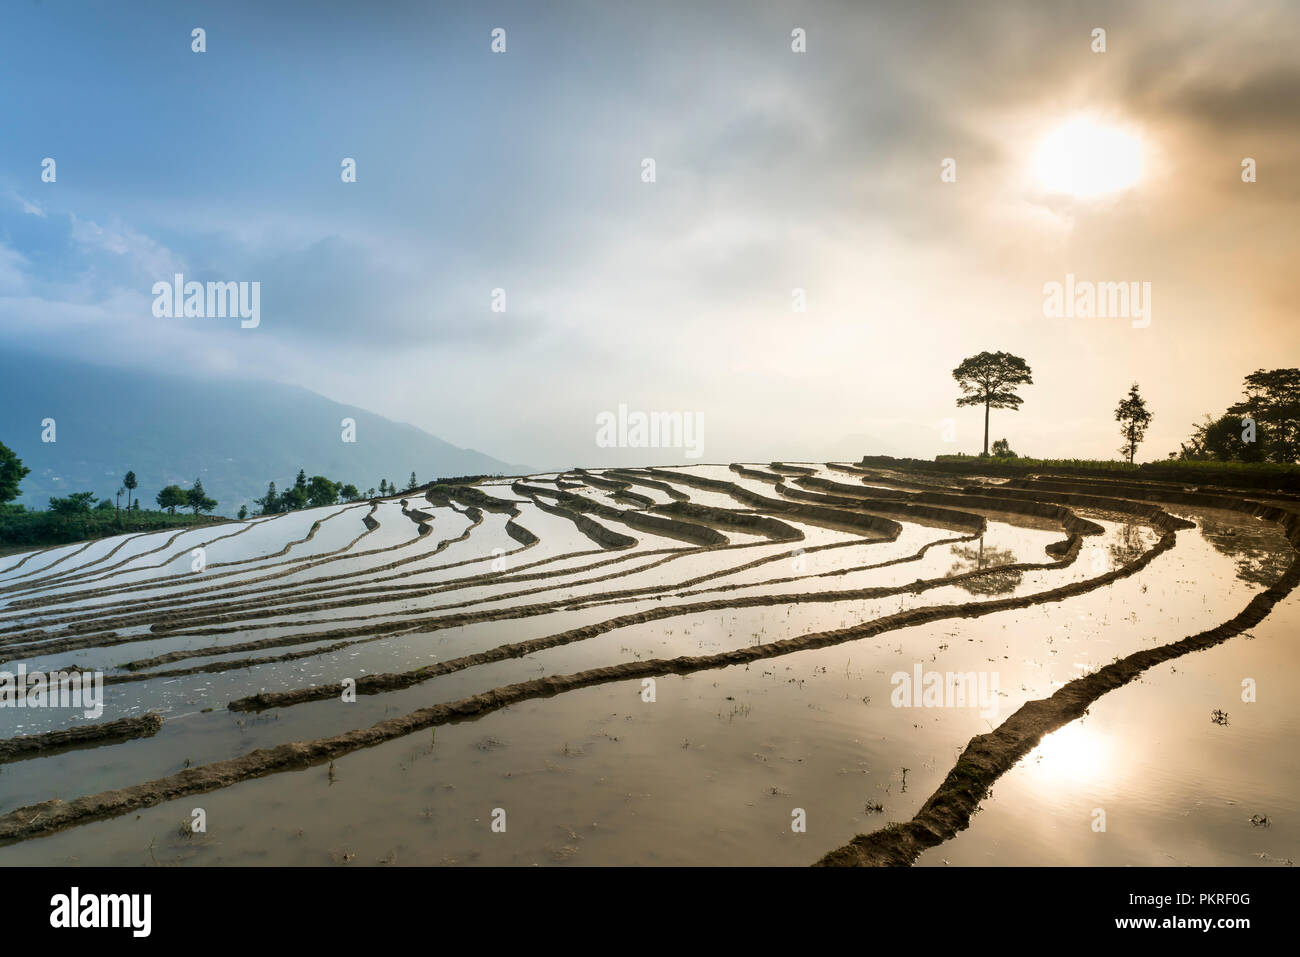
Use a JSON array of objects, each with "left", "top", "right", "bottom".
[{"left": 0, "top": 353, "right": 532, "bottom": 511}]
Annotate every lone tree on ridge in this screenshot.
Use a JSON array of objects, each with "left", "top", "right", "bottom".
[
  {"left": 952, "top": 351, "right": 1034, "bottom": 456},
  {"left": 1115, "top": 382, "right": 1154, "bottom": 464}
]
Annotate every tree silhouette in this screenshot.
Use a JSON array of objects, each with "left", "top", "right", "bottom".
[
  {"left": 0, "top": 441, "right": 30, "bottom": 504},
  {"left": 156, "top": 485, "right": 187, "bottom": 514},
  {"left": 1181, "top": 413, "right": 1266, "bottom": 462},
  {"left": 952, "top": 351, "right": 1033, "bottom": 456},
  {"left": 1115, "top": 383, "right": 1153, "bottom": 463},
  {"left": 306, "top": 475, "right": 339, "bottom": 508},
  {"left": 187, "top": 478, "right": 217, "bottom": 515},
  {"left": 49, "top": 491, "right": 98, "bottom": 514},
  {"left": 280, "top": 471, "right": 309, "bottom": 511},
  {"left": 258, "top": 481, "right": 279, "bottom": 515},
  {"left": 1227, "top": 368, "right": 1300, "bottom": 463}
]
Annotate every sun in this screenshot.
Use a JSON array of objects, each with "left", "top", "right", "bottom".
[{"left": 1032, "top": 115, "right": 1144, "bottom": 198}]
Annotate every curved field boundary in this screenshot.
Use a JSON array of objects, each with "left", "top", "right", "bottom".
[
  {"left": 603, "top": 470, "right": 691, "bottom": 502},
  {"left": 0, "top": 486, "right": 1198, "bottom": 845},
  {"left": 728, "top": 464, "right": 785, "bottom": 484},
  {"left": 814, "top": 491, "right": 1300, "bottom": 866},
  {"left": 104, "top": 541, "right": 878, "bottom": 680},
  {"left": 2, "top": 506, "right": 360, "bottom": 599},
  {"left": 0, "top": 535, "right": 155, "bottom": 594},
  {"left": 1, "top": 477, "right": 1136, "bottom": 675},
  {"left": 829, "top": 463, "right": 967, "bottom": 492},
  {"left": 3, "top": 524, "right": 669, "bottom": 662},
  {"left": 647, "top": 500, "right": 804, "bottom": 542},
  {"left": 779, "top": 483, "right": 990, "bottom": 533},
  {"left": 0, "top": 713, "right": 163, "bottom": 764},
  {"left": 228, "top": 531, "right": 988, "bottom": 709},
  {"left": 0, "top": 511, "right": 511, "bottom": 662},
  {"left": 0, "top": 531, "right": 172, "bottom": 592},
  {"left": 770, "top": 463, "right": 816, "bottom": 475},
  {"left": 67, "top": 486, "right": 1130, "bottom": 671},
  {"left": 643, "top": 467, "right": 906, "bottom": 536},
  {"left": 0, "top": 540, "right": 91, "bottom": 577},
  {"left": 0, "top": 505, "right": 460, "bottom": 632},
  {"left": 513, "top": 482, "right": 728, "bottom": 546},
  {"left": 8, "top": 515, "right": 457, "bottom": 630},
  {"left": 791, "top": 475, "right": 1112, "bottom": 544},
  {"left": 20, "top": 513, "right": 308, "bottom": 595},
  {"left": 124, "top": 534, "right": 883, "bottom": 676},
  {"left": 516, "top": 491, "right": 638, "bottom": 549},
  {"left": 0, "top": 534, "right": 141, "bottom": 585},
  {"left": 436, "top": 485, "right": 524, "bottom": 515},
  {"left": 221, "top": 488, "right": 1174, "bottom": 710},
  {"left": 568, "top": 531, "right": 991, "bottom": 610},
  {"left": 862, "top": 455, "right": 1300, "bottom": 495},
  {"left": 0, "top": 506, "right": 369, "bottom": 613},
  {"left": 567, "top": 470, "right": 657, "bottom": 508},
  {"left": 398, "top": 501, "right": 435, "bottom": 531},
  {"left": 18, "top": 502, "right": 1013, "bottom": 680},
  {"left": 797, "top": 475, "right": 919, "bottom": 502}
]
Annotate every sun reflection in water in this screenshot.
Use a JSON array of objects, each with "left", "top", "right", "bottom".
[{"left": 1026, "top": 721, "right": 1113, "bottom": 785}]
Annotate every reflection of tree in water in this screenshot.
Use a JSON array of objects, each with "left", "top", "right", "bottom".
[
  {"left": 1197, "top": 516, "right": 1290, "bottom": 587},
  {"left": 945, "top": 536, "right": 1023, "bottom": 596},
  {"left": 1108, "top": 522, "right": 1148, "bottom": 568}
]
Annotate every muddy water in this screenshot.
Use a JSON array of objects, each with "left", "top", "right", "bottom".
[
  {"left": 912, "top": 513, "right": 1300, "bottom": 867},
  {"left": 0, "top": 486, "right": 1294, "bottom": 865},
  {"left": 912, "top": 594, "right": 1300, "bottom": 866}
]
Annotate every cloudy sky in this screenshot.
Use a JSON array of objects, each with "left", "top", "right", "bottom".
[{"left": 1, "top": 0, "right": 1297, "bottom": 468}]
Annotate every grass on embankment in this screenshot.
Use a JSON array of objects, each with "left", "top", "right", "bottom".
[
  {"left": 0, "top": 507, "right": 229, "bottom": 552},
  {"left": 861, "top": 455, "right": 1300, "bottom": 492}
]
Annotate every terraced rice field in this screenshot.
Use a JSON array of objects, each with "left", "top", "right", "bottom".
[{"left": 1, "top": 463, "right": 1297, "bottom": 866}]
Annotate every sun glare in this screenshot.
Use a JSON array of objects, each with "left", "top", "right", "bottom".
[
  {"left": 1032, "top": 115, "right": 1144, "bottom": 198},
  {"left": 1028, "top": 720, "right": 1113, "bottom": 785}
]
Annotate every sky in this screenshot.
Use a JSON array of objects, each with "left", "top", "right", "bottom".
[{"left": 1, "top": 0, "right": 1297, "bottom": 469}]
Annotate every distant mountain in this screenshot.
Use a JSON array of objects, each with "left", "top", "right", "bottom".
[{"left": 0, "top": 353, "right": 531, "bottom": 512}]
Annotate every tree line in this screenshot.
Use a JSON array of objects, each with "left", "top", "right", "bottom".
[
  {"left": 254, "top": 471, "right": 425, "bottom": 515},
  {"left": 0, "top": 454, "right": 228, "bottom": 547},
  {"left": 952, "top": 351, "right": 1298, "bottom": 465},
  {"left": 1, "top": 442, "right": 490, "bottom": 526},
  {"left": 1176, "top": 369, "right": 1300, "bottom": 463},
  {"left": 0, "top": 448, "right": 220, "bottom": 519}
]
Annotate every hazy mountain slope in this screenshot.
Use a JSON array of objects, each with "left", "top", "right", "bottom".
[{"left": 0, "top": 354, "right": 531, "bottom": 512}]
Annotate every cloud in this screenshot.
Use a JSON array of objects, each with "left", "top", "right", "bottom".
[
  {"left": 0, "top": 0, "right": 1297, "bottom": 467},
  {"left": 8, "top": 192, "right": 46, "bottom": 218},
  {"left": 68, "top": 214, "right": 183, "bottom": 279},
  {"left": 0, "top": 242, "right": 29, "bottom": 295}
]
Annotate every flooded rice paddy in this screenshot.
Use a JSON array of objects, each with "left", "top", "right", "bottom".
[{"left": 0, "top": 464, "right": 1296, "bottom": 866}]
